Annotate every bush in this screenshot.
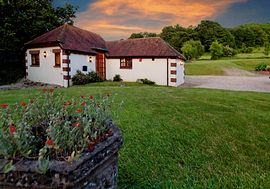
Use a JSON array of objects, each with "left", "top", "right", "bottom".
[
  {"left": 255, "top": 63, "right": 267, "bottom": 71},
  {"left": 139, "top": 78, "right": 155, "bottom": 85},
  {"left": 72, "top": 71, "right": 89, "bottom": 85},
  {"left": 72, "top": 71, "right": 102, "bottom": 85},
  {"left": 113, "top": 74, "right": 122, "bottom": 82},
  {"left": 210, "top": 40, "right": 223, "bottom": 60},
  {"left": 223, "top": 45, "right": 237, "bottom": 57},
  {"left": 241, "top": 46, "right": 253, "bottom": 53},
  {"left": 87, "top": 71, "right": 102, "bottom": 83},
  {"left": 181, "top": 40, "right": 204, "bottom": 60}
]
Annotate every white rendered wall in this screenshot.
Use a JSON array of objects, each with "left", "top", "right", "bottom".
[
  {"left": 106, "top": 58, "right": 168, "bottom": 85},
  {"left": 106, "top": 58, "right": 185, "bottom": 86},
  {"left": 69, "top": 54, "right": 96, "bottom": 77},
  {"left": 26, "top": 46, "right": 64, "bottom": 86}
]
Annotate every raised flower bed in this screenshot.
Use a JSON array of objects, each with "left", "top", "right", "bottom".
[{"left": 0, "top": 89, "right": 123, "bottom": 188}]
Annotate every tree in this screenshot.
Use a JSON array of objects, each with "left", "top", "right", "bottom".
[
  {"left": 263, "top": 42, "right": 270, "bottom": 56},
  {"left": 129, "top": 32, "right": 157, "bottom": 39},
  {"left": 160, "top": 25, "right": 199, "bottom": 52},
  {"left": 195, "top": 20, "right": 235, "bottom": 51},
  {"left": 0, "top": 0, "right": 76, "bottom": 84},
  {"left": 181, "top": 40, "right": 204, "bottom": 60},
  {"left": 210, "top": 40, "right": 223, "bottom": 60}
]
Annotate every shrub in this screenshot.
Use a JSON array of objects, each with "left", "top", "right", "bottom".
[
  {"left": 72, "top": 71, "right": 89, "bottom": 85},
  {"left": 139, "top": 78, "right": 155, "bottom": 85},
  {"left": 0, "top": 89, "right": 114, "bottom": 169},
  {"left": 223, "top": 45, "right": 237, "bottom": 57},
  {"left": 87, "top": 71, "right": 102, "bottom": 83},
  {"left": 241, "top": 46, "right": 253, "bottom": 53},
  {"left": 255, "top": 63, "right": 267, "bottom": 71},
  {"left": 210, "top": 40, "right": 223, "bottom": 60},
  {"left": 181, "top": 40, "right": 204, "bottom": 60},
  {"left": 266, "top": 66, "right": 270, "bottom": 71},
  {"left": 113, "top": 74, "right": 122, "bottom": 82},
  {"left": 72, "top": 71, "right": 102, "bottom": 85}
]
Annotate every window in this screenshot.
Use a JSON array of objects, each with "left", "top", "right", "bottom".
[
  {"left": 120, "top": 58, "right": 132, "bottom": 69},
  {"left": 82, "top": 66, "right": 88, "bottom": 71},
  {"left": 31, "top": 54, "right": 40, "bottom": 66},
  {"left": 54, "top": 52, "right": 61, "bottom": 67}
]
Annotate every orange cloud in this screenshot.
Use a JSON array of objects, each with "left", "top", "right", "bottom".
[{"left": 75, "top": 0, "right": 247, "bottom": 40}]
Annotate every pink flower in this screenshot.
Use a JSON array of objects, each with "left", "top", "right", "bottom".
[
  {"left": 76, "top": 108, "right": 82, "bottom": 113},
  {"left": 90, "top": 96, "right": 93, "bottom": 100},
  {"left": 81, "top": 102, "right": 86, "bottom": 106}
]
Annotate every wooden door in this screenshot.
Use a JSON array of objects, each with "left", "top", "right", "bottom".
[{"left": 96, "top": 53, "right": 106, "bottom": 80}]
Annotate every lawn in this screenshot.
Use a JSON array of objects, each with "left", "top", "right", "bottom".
[
  {"left": 185, "top": 58, "right": 270, "bottom": 75},
  {"left": 0, "top": 85, "right": 270, "bottom": 188}
]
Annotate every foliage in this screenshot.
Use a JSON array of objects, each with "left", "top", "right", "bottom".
[
  {"left": 113, "top": 74, "right": 123, "bottom": 82},
  {"left": 138, "top": 79, "right": 156, "bottom": 85},
  {"left": 210, "top": 40, "right": 223, "bottom": 60},
  {"left": 72, "top": 71, "right": 89, "bottom": 85},
  {"left": 181, "top": 40, "right": 204, "bottom": 60},
  {"left": 87, "top": 71, "right": 102, "bottom": 83},
  {"left": 255, "top": 63, "right": 268, "bottom": 71},
  {"left": 222, "top": 45, "right": 237, "bottom": 57},
  {"left": 0, "top": 0, "right": 77, "bottom": 84},
  {"left": 195, "top": 20, "right": 235, "bottom": 51},
  {"left": 160, "top": 25, "right": 198, "bottom": 52},
  {"left": 72, "top": 71, "right": 102, "bottom": 85},
  {"left": 263, "top": 42, "right": 270, "bottom": 56},
  {"left": 240, "top": 44, "right": 253, "bottom": 53},
  {"left": 129, "top": 32, "right": 157, "bottom": 39},
  {"left": 0, "top": 89, "right": 114, "bottom": 167}
]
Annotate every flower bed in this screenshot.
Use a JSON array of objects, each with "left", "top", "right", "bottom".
[{"left": 0, "top": 89, "right": 123, "bottom": 188}]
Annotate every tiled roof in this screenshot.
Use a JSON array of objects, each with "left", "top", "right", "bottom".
[
  {"left": 106, "top": 37, "right": 185, "bottom": 60},
  {"left": 25, "top": 24, "right": 107, "bottom": 54}
]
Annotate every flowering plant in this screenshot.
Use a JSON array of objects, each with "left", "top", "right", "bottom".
[{"left": 0, "top": 89, "right": 115, "bottom": 172}]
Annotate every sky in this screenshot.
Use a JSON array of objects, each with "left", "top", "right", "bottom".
[{"left": 54, "top": 0, "right": 270, "bottom": 40}]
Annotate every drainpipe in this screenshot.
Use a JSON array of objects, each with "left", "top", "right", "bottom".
[
  {"left": 167, "top": 58, "right": 169, "bottom": 86},
  {"left": 67, "top": 53, "right": 70, "bottom": 87}
]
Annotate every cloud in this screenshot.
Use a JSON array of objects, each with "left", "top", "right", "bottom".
[{"left": 75, "top": 0, "right": 247, "bottom": 40}]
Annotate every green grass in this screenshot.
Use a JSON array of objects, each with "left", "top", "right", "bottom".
[
  {"left": 185, "top": 58, "right": 270, "bottom": 75},
  {"left": 0, "top": 86, "right": 270, "bottom": 188}
]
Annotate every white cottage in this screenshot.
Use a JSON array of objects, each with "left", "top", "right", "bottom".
[{"left": 25, "top": 24, "right": 185, "bottom": 87}]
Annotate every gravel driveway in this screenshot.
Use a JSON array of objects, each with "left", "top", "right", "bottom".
[{"left": 183, "top": 75, "right": 270, "bottom": 93}]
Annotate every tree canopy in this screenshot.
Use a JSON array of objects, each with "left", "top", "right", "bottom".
[{"left": 0, "top": 0, "right": 76, "bottom": 84}]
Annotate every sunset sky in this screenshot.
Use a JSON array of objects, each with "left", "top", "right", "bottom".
[{"left": 54, "top": 0, "right": 270, "bottom": 40}]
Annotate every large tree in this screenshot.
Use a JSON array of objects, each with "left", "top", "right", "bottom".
[
  {"left": 0, "top": 0, "right": 76, "bottom": 84},
  {"left": 160, "top": 25, "right": 198, "bottom": 52},
  {"left": 195, "top": 20, "right": 235, "bottom": 51}
]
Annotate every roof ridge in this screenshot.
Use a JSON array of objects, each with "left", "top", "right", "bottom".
[{"left": 106, "top": 37, "right": 161, "bottom": 43}]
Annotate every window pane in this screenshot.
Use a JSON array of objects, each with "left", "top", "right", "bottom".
[{"left": 55, "top": 53, "right": 60, "bottom": 66}]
